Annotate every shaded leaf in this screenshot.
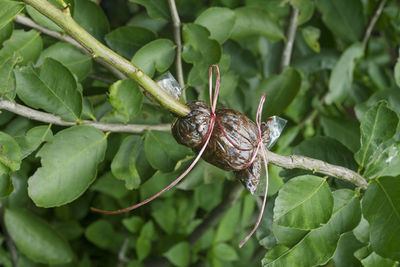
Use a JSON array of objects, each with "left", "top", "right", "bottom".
[
  {"left": 0, "top": 29, "right": 42, "bottom": 66},
  {"left": 264, "top": 189, "right": 361, "bottom": 266},
  {"left": 130, "top": 0, "right": 170, "bottom": 20},
  {"left": 355, "top": 101, "right": 399, "bottom": 172},
  {"left": 73, "top": 0, "right": 110, "bottom": 41},
  {"left": 15, "top": 58, "right": 83, "bottom": 122},
  {"left": 255, "top": 67, "right": 301, "bottom": 118},
  {"left": 137, "top": 221, "right": 155, "bottom": 261},
  {"left": 395, "top": 48, "right": 400, "bottom": 88},
  {"left": 362, "top": 177, "right": 400, "bottom": 261},
  {"left": 315, "top": 0, "right": 365, "bottom": 43},
  {"left": 26, "top": 5, "right": 62, "bottom": 32},
  {"left": 231, "top": 7, "right": 284, "bottom": 42},
  {"left": 85, "top": 220, "right": 115, "bottom": 249},
  {"left": 152, "top": 201, "right": 176, "bottom": 234},
  {"left": 132, "top": 39, "right": 175, "bottom": 77},
  {"left": 15, "top": 125, "right": 53, "bottom": 159},
  {"left": 91, "top": 172, "right": 128, "bottom": 199},
  {"left": 4, "top": 208, "right": 74, "bottom": 264},
  {"left": 28, "top": 126, "right": 107, "bottom": 207},
  {"left": 325, "top": 43, "right": 363, "bottom": 104},
  {"left": 213, "top": 243, "right": 239, "bottom": 262},
  {"left": 111, "top": 135, "right": 143, "bottom": 189},
  {"left": 105, "top": 26, "right": 156, "bottom": 59},
  {"left": 37, "top": 42, "right": 92, "bottom": 81},
  {"left": 0, "top": 174, "right": 13, "bottom": 198},
  {"left": 0, "top": 50, "right": 18, "bottom": 99},
  {"left": 0, "top": 131, "right": 21, "bottom": 173},
  {"left": 109, "top": 79, "right": 143, "bottom": 123},
  {"left": 0, "top": 21, "right": 13, "bottom": 44},
  {"left": 215, "top": 200, "right": 241, "bottom": 243},
  {"left": 144, "top": 130, "right": 190, "bottom": 172},
  {"left": 0, "top": 0, "right": 24, "bottom": 30},
  {"left": 164, "top": 242, "right": 190, "bottom": 267},
  {"left": 123, "top": 216, "right": 144, "bottom": 234},
  {"left": 332, "top": 232, "right": 363, "bottom": 267},
  {"left": 320, "top": 116, "right": 360, "bottom": 153},
  {"left": 301, "top": 26, "right": 320, "bottom": 53},
  {"left": 274, "top": 175, "right": 333, "bottom": 229},
  {"left": 195, "top": 7, "right": 236, "bottom": 44}
]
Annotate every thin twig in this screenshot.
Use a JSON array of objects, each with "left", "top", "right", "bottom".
[
  {"left": 167, "top": 0, "right": 186, "bottom": 101},
  {"left": 187, "top": 183, "right": 244, "bottom": 245},
  {"left": 266, "top": 151, "right": 369, "bottom": 189},
  {"left": 280, "top": 7, "right": 299, "bottom": 71},
  {"left": 0, "top": 99, "right": 368, "bottom": 188},
  {"left": 0, "top": 100, "right": 170, "bottom": 133},
  {"left": 15, "top": 15, "right": 126, "bottom": 80},
  {"left": 362, "top": 0, "right": 387, "bottom": 48}
]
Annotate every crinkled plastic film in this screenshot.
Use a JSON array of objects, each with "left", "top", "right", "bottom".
[{"left": 155, "top": 72, "right": 182, "bottom": 101}]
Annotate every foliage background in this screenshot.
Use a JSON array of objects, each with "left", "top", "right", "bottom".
[{"left": 0, "top": 0, "right": 400, "bottom": 266}]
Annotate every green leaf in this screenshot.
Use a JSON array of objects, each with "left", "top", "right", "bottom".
[
  {"left": 194, "top": 181, "right": 223, "bottom": 211},
  {"left": 15, "top": 125, "right": 53, "bottom": 159},
  {"left": 52, "top": 220, "right": 83, "bottom": 241},
  {"left": 363, "top": 141, "right": 400, "bottom": 179},
  {"left": 301, "top": 26, "right": 320, "bottom": 53},
  {"left": 272, "top": 223, "right": 308, "bottom": 247},
  {"left": 325, "top": 43, "right": 363, "bottom": 104},
  {"left": 359, "top": 250, "right": 398, "bottom": 267},
  {"left": 0, "top": 0, "right": 24, "bottom": 30},
  {"left": 73, "top": 0, "right": 110, "bottom": 41},
  {"left": 320, "top": 116, "right": 360, "bottom": 153},
  {"left": 131, "top": 39, "right": 175, "bottom": 77},
  {"left": 355, "top": 101, "right": 399, "bottom": 171},
  {"left": 37, "top": 42, "right": 92, "bottom": 81},
  {"left": 111, "top": 135, "right": 143, "bottom": 189},
  {"left": 362, "top": 177, "right": 400, "bottom": 261},
  {"left": 4, "top": 208, "right": 74, "bottom": 264},
  {"left": 0, "top": 131, "right": 21, "bottom": 173},
  {"left": 274, "top": 175, "right": 333, "bottom": 229},
  {"left": 0, "top": 174, "right": 13, "bottom": 198},
  {"left": 130, "top": 0, "right": 170, "bottom": 20},
  {"left": 164, "top": 241, "right": 190, "bottom": 267},
  {"left": 332, "top": 232, "right": 364, "bottom": 267},
  {"left": 195, "top": 7, "right": 236, "bottom": 44},
  {"left": 122, "top": 216, "right": 144, "bottom": 234},
  {"left": 144, "top": 130, "right": 190, "bottom": 172},
  {"left": 85, "top": 219, "right": 115, "bottom": 249},
  {"left": 0, "top": 21, "right": 13, "bottom": 44},
  {"left": 109, "top": 79, "right": 143, "bottom": 123},
  {"left": 105, "top": 26, "right": 156, "bottom": 59},
  {"left": 152, "top": 201, "right": 176, "bottom": 234},
  {"left": 315, "top": 0, "right": 365, "bottom": 43},
  {"left": 91, "top": 172, "right": 128, "bottom": 199},
  {"left": 136, "top": 221, "right": 155, "bottom": 261},
  {"left": 293, "top": 0, "right": 314, "bottom": 25},
  {"left": 215, "top": 200, "right": 241, "bottom": 243},
  {"left": 292, "top": 136, "right": 358, "bottom": 171},
  {"left": 15, "top": 57, "right": 83, "bottom": 122},
  {"left": 213, "top": 243, "right": 239, "bottom": 262},
  {"left": 0, "top": 53, "right": 18, "bottom": 100},
  {"left": 26, "top": 5, "right": 62, "bottom": 32},
  {"left": 231, "top": 7, "right": 284, "bottom": 42},
  {"left": 0, "top": 29, "right": 43, "bottom": 66},
  {"left": 28, "top": 126, "right": 107, "bottom": 207},
  {"left": 255, "top": 67, "right": 301, "bottom": 118},
  {"left": 395, "top": 48, "right": 400, "bottom": 88},
  {"left": 264, "top": 189, "right": 361, "bottom": 266}
]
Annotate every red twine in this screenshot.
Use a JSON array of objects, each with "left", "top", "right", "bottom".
[{"left": 90, "top": 65, "right": 269, "bottom": 248}]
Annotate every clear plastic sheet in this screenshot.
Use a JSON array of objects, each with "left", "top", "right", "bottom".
[{"left": 155, "top": 72, "right": 182, "bottom": 101}]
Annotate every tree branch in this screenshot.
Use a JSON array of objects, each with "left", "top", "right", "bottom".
[
  {"left": 14, "top": 14, "right": 126, "bottom": 80},
  {"left": 0, "top": 100, "right": 170, "bottom": 133},
  {"left": 167, "top": 0, "right": 185, "bottom": 101},
  {"left": 280, "top": 7, "right": 299, "bottom": 71},
  {"left": 362, "top": 0, "right": 387, "bottom": 48},
  {"left": 266, "top": 151, "right": 368, "bottom": 189},
  {"left": 22, "top": 0, "right": 190, "bottom": 117}
]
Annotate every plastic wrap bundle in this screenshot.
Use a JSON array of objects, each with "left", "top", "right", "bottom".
[{"left": 172, "top": 101, "right": 286, "bottom": 194}]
